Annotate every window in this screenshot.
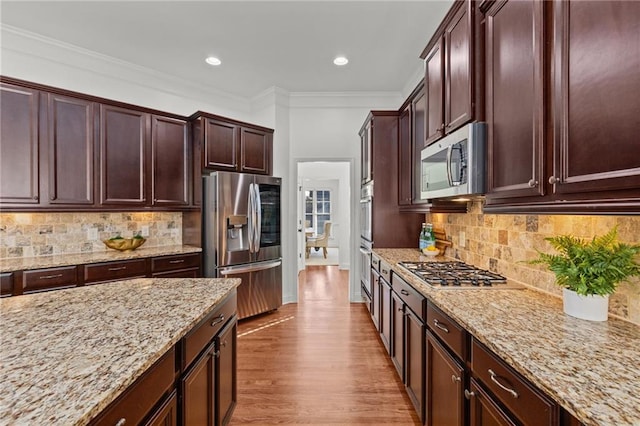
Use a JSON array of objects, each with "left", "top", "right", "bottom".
[{"left": 305, "top": 189, "right": 331, "bottom": 235}]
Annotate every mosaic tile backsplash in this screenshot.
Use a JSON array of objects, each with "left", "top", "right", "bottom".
[
  {"left": 0, "top": 212, "right": 182, "bottom": 259},
  {"left": 429, "top": 201, "right": 640, "bottom": 324}
]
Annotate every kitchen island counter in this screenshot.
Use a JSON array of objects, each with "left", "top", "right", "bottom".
[
  {"left": 0, "top": 277, "right": 239, "bottom": 425},
  {"left": 374, "top": 248, "right": 640, "bottom": 426}
]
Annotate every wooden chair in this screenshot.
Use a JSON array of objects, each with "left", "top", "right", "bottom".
[{"left": 306, "top": 222, "right": 332, "bottom": 258}]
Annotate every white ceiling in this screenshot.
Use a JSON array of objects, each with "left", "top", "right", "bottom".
[{"left": 0, "top": 1, "right": 453, "bottom": 99}]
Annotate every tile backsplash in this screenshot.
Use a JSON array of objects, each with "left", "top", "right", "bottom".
[
  {"left": 0, "top": 212, "right": 182, "bottom": 259},
  {"left": 429, "top": 201, "right": 640, "bottom": 325}
]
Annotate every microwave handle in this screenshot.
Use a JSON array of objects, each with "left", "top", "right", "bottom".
[{"left": 446, "top": 145, "right": 454, "bottom": 186}]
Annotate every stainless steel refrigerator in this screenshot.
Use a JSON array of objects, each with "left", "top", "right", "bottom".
[{"left": 202, "top": 171, "right": 282, "bottom": 320}]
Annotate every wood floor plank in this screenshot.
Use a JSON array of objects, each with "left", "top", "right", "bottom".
[{"left": 229, "top": 266, "right": 421, "bottom": 425}]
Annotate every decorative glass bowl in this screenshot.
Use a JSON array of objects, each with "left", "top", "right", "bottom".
[{"left": 103, "top": 237, "right": 146, "bottom": 252}]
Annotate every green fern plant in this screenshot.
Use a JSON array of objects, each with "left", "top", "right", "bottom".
[{"left": 529, "top": 226, "right": 640, "bottom": 296}]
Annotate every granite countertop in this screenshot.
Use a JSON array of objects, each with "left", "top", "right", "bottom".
[
  {"left": 0, "top": 244, "right": 202, "bottom": 273},
  {"left": 373, "top": 248, "right": 640, "bottom": 426},
  {"left": 0, "top": 277, "right": 239, "bottom": 425}
]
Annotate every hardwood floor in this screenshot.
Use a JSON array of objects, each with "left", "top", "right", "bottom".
[{"left": 229, "top": 265, "right": 421, "bottom": 425}]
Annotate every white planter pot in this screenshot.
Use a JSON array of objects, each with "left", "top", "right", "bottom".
[{"left": 562, "top": 288, "right": 609, "bottom": 321}]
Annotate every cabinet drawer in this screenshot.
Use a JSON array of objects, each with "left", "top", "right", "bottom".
[
  {"left": 471, "top": 339, "right": 558, "bottom": 426},
  {"left": 151, "top": 253, "right": 200, "bottom": 273},
  {"left": 91, "top": 347, "right": 176, "bottom": 426},
  {"left": 84, "top": 259, "right": 148, "bottom": 284},
  {"left": 371, "top": 253, "right": 381, "bottom": 271},
  {"left": 182, "top": 292, "right": 237, "bottom": 370},
  {"left": 391, "top": 272, "right": 425, "bottom": 318},
  {"left": 152, "top": 268, "right": 199, "bottom": 278},
  {"left": 1, "top": 272, "right": 15, "bottom": 297},
  {"left": 427, "top": 301, "right": 467, "bottom": 361},
  {"left": 23, "top": 266, "right": 77, "bottom": 293},
  {"left": 379, "top": 260, "right": 392, "bottom": 283}
]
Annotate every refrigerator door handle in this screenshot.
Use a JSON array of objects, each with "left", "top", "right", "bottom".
[
  {"left": 254, "top": 183, "right": 262, "bottom": 252},
  {"left": 247, "top": 183, "right": 254, "bottom": 253},
  {"left": 219, "top": 259, "right": 282, "bottom": 275}
]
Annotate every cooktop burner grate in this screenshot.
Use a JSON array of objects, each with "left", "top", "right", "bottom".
[{"left": 398, "top": 261, "right": 516, "bottom": 289}]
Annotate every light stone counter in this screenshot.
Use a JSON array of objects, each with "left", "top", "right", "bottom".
[
  {"left": 0, "top": 244, "right": 202, "bottom": 273},
  {"left": 374, "top": 248, "right": 640, "bottom": 426},
  {"left": 0, "top": 277, "right": 239, "bottom": 425}
]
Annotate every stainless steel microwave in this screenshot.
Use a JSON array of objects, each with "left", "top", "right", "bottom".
[{"left": 420, "top": 122, "right": 486, "bottom": 201}]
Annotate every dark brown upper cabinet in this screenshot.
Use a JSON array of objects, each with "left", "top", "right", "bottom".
[
  {"left": 422, "top": 0, "right": 475, "bottom": 147},
  {"left": 484, "top": 0, "right": 544, "bottom": 201},
  {"left": 0, "top": 82, "right": 40, "bottom": 205},
  {"left": 46, "top": 93, "right": 96, "bottom": 205},
  {"left": 484, "top": 0, "right": 640, "bottom": 213},
  {"left": 99, "top": 104, "right": 150, "bottom": 206},
  {"left": 152, "top": 115, "right": 190, "bottom": 207},
  {"left": 191, "top": 112, "right": 273, "bottom": 176},
  {"left": 398, "top": 101, "right": 413, "bottom": 206},
  {"left": 360, "top": 119, "right": 373, "bottom": 184}
]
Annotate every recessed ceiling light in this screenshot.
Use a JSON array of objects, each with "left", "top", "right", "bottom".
[
  {"left": 205, "top": 56, "right": 221, "bottom": 66},
  {"left": 333, "top": 56, "right": 349, "bottom": 66}
]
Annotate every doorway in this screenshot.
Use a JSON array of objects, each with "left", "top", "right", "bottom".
[{"left": 295, "top": 160, "right": 357, "bottom": 302}]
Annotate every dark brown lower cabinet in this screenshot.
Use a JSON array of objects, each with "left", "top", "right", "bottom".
[
  {"left": 182, "top": 315, "right": 238, "bottom": 426},
  {"left": 390, "top": 290, "right": 404, "bottom": 379},
  {"left": 146, "top": 390, "right": 178, "bottom": 426},
  {"left": 467, "top": 378, "right": 517, "bottom": 426},
  {"left": 405, "top": 307, "right": 425, "bottom": 421},
  {"left": 379, "top": 277, "right": 392, "bottom": 353},
  {"left": 426, "top": 330, "right": 465, "bottom": 426},
  {"left": 371, "top": 269, "right": 381, "bottom": 331}
]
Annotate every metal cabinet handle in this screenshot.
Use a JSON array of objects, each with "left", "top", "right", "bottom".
[
  {"left": 213, "top": 349, "right": 221, "bottom": 358},
  {"left": 115, "top": 418, "right": 126, "bottom": 426},
  {"left": 221, "top": 340, "right": 227, "bottom": 347},
  {"left": 382, "top": 269, "right": 388, "bottom": 275},
  {"left": 108, "top": 266, "right": 127, "bottom": 271},
  {"left": 39, "top": 274, "right": 63, "bottom": 280},
  {"left": 548, "top": 176, "right": 559, "bottom": 185},
  {"left": 528, "top": 179, "right": 538, "bottom": 188},
  {"left": 400, "top": 289, "right": 410, "bottom": 296},
  {"left": 169, "top": 259, "right": 185, "bottom": 264},
  {"left": 464, "top": 389, "right": 475, "bottom": 400},
  {"left": 451, "top": 375, "right": 461, "bottom": 383},
  {"left": 433, "top": 319, "right": 450, "bottom": 333},
  {"left": 210, "top": 314, "right": 225, "bottom": 327},
  {"left": 488, "top": 369, "right": 519, "bottom": 398}
]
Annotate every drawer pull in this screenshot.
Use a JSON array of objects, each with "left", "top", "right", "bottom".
[
  {"left": 433, "top": 319, "right": 450, "bottom": 333},
  {"left": 169, "top": 259, "right": 185, "bottom": 264},
  {"left": 382, "top": 268, "right": 389, "bottom": 274},
  {"left": 115, "top": 418, "right": 126, "bottom": 426},
  {"left": 400, "top": 289, "right": 410, "bottom": 296},
  {"left": 108, "top": 266, "right": 127, "bottom": 272},
  {"left": 464, "top": 389, "right": 475, "bottom": 400},
  {"left": 39, "top": 274, "right": 63, "bottom": 280},
  {"left": 488, "top": 369, "right": 519, "bottom": 399},
  {"left": 213, "top": 349, "right": 221, "bottom": 358},
  {"left": 451, "top": 375, "right": 461, "bottom": 383},
  {"left": 210, "top": 314, "right": 225, "bottom": 327}
]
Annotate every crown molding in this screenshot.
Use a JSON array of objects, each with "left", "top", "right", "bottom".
[{"left": 288, "top": 91, "right": 403, "bottom": 109}]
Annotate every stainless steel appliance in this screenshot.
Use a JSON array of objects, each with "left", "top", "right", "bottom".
[
  {"left": 399, "top": 261, "right": 523, "bottom": 289},
  {"left": 203, "top": 171, "right": 282, "bottom": 319},
  {"left": 420, "top": 122, "right": 487, "bottom": 201},
  {"left": 359, "top": 182, "right": 373, "bottom": 298}
]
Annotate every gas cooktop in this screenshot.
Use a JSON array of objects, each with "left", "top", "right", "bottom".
[{"left": 399, "top": 261, "right": 523, "bottom": 289}]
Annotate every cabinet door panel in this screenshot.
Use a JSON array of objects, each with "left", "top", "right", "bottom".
[
  {"left": 47, "top": 94, "right": 95, "bottom": 205},
  {"left": 240, "top": 127, "right": 271, "bottom": 175},
  {"left": 379, "top": 277, "right": 391, "bottom": 353},
  {"left": 216, "top": 317, "right": 237, "bottom": 425},
  {"left": 486, "top": 0, "right": 544, "bottom": 200},
  {"left": 100, "top": 105, "right": 148, "bottom": 205},
  {"left": 182, "top": 341, "right": 215, "bottom": 426},
  {"left": 145, "top": 390, "right": 177, "bottom": 426},
  {"left": 445, "top": 2, "right": 473, "bottom": 133},
  {"left": 405, "top": 308, "right": 424, "bottom": 422},
  {"left": 0, "top": 83, "right": 39, "bottom": 204},
  {"left": 553, "top": 0, "right": 640, "bottom": 195},
  {"left": 152, "top": 115, "right": 189, "bottom": 206},
  {"left": 390, "top": 291, "right": 404, "bottom": 379},
  {"left": 398, "top": 105, "right": 413, "bottom": 206},
  {"left": 425, "top": 40, "right": 445, "bottom": 145},
  {"left": 204, "top": 119, "right": 238, "bottom": 171},
  {"left": 426, "top": 331, "right": 464, "bottom": 426},
  {"left": 469, "top": 378, "right": 517, "bottom": 426}
]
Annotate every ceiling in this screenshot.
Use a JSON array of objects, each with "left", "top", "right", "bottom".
[{"left": 0, "top": 1, "right": 453, "bottom": 99}]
